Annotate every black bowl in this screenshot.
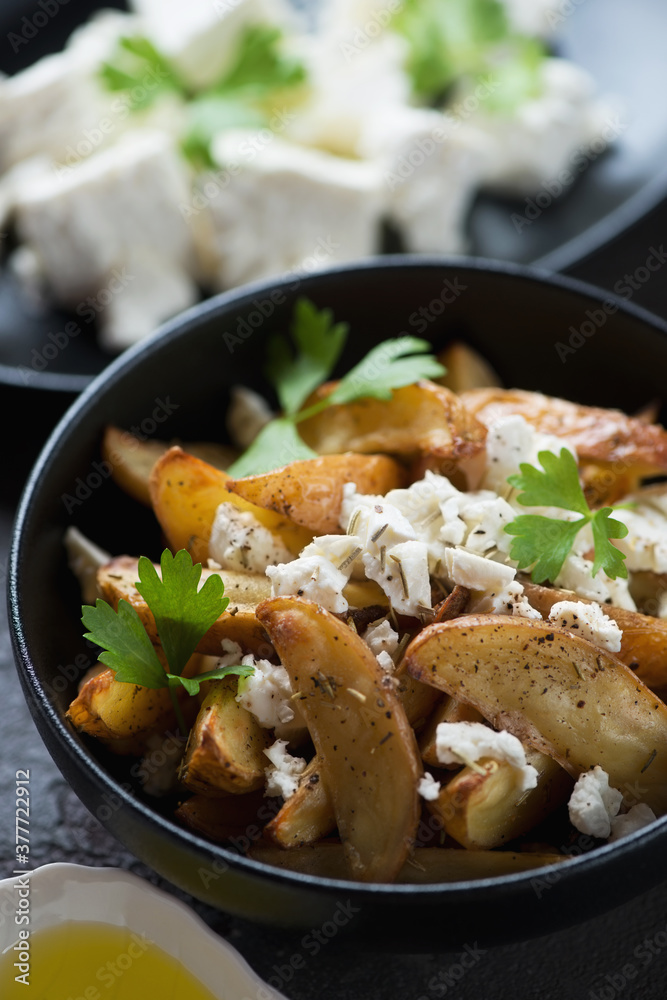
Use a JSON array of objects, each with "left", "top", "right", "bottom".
[{"left": 9, "top": 256, "right": 667, "bottom": 947}]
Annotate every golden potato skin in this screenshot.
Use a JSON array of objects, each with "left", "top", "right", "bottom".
[
  {"left": 257, "top": 596, "right": 422, "bottom": 882},
  {"left": 225, "top": 452, "right": 406, "bottom": 534},
  {"left": 298, "top": 380, "right": 487, "bottom": 465},
  {"left": 461, "top": 387, "right": 667, "bottom": 471},
  {"left": 405, "top": 614, "right": 667, "bottom": 814}
]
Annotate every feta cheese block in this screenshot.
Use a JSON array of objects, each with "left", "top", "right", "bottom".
[
  {"left": 263, "top": 738, "right": 307, "bottom": 799},
  {"left": 361, "top": 106, "right": 490, "bottom": 254},
  {"left": 285, "top": 33, "right": 411, "bottom": 159},
  {"left": 435, "top": 721, "right": 538, "bottom": 791},
  {"left": 129, "top": 0, "right": 298, "bottom": 91},
  {"left": 210, "top": 502, "right": 295, "bottom": 574},
  {"left": 547, "top": 600, "right": 623, "bottom": 653},
  {"left": 13, "top": 129, "right": 199, "bottom": 346},
  {"left": 0, "top": 11, "right": 137, "bottom": 171},
  {"left": 464, "top": 58, "right": 621, "bottom": 197},
  {"left": 568, "top": 766, "right": 623, "bottom": 839},
  {"left": 200, "top": 131, "right": 384, "bottom": 289}
]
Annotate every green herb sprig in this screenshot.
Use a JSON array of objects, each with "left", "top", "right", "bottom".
[
  {"left": 100, "top": 27, "right": 307, "bottom": 169},
  {"left": 226, "top": 298, "right": 446, "bottom": 478},
  {"left": 504, "top": 448, "right": 630, "bottom": 584},
  {"left": 81, "top": 549, "right": 253, "bottom": 734}
]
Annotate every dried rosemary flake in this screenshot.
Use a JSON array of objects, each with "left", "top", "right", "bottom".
[
  {"left": 337, "top": 546, "right": 362, "bottom": 572},
  {"left": 370, "top": 522, "right": 389, "bottom": 543},
  {"left": 390, "top": 553, "right": 409, "bottom": 598}
]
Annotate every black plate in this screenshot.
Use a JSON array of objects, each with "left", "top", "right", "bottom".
[
  {"left": 9, "top": 256, "right": 667, "bottom": 946},
  {"left": 1, "top": 0, "right": 667, "bottom": 393}
]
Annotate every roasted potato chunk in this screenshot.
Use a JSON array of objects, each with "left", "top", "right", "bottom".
[
  {"left": 257, "top": 596, "right": 422, "bottom": 882},
  {"left": 97, "top": 556, "right": 271, "bottom": 654},
  {"left": 298, "top": 380, "right": 486, "bottom": 466},
  {"left": 225, "top": 453, "right": 406, "bottom": 534},
  {"left": 149, "top": 447, "right": 312, "bottom": 564},
  {"left": 461, "top": 387, "right": 667, "bottom": 472},
  {"left": 179, "top": 678, "right": 272, "bottom": 795},
  {"left": 405, "top": 615, "right": 667, "bottom": 814},
  {"left": 67, "top": 666, "right": 177, "bottom": 754},
  {"left": 102, "top": 425, "right": 236, "bottom": 506},
  {"left": 428, "top": 747, "right": 572, "bottom": 850},
  {"left": 522, "top": 580, "right": 667, "bottom": 690}
]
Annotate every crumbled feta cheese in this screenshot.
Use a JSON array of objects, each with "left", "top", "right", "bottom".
[
  {"left": 375, "top": 651, "right": 396, "bottom": 674},
  {"left": 442, "top": 548, "right": 517, "bottom": 613},
  {"left": 129, "top": 0, "right": 298, "bottom": 91},
  {"left": 608, "top": 804, "right": 657, "bottom": 843},
  {"left": 263, "top": 739, "right": 307, "bottom": 800},
  {"left": 418, "top": 772, "right": 442, "bottom": 802},
  {"left": 300, "top": 534, "right": 364, "bottom": 575},
  {"left": 555, "top": 552, "right": 636, "bottom": 611},
  {"left": 435, "top": 721, "right": 538, "bottom": 791},
  {"left": 505, "top": 580, "right": 543, "bottom": 620},
  {"left": 209, "top": 501, "right": 294, "bottom": 573},
  {"left": 266, "top": 554, "right": 350, "bottom": 613},
  {"left": 482, "top": 414, "right": 573, "bottom": 496},
  {"left": 548, "top": 600, "right": 622, "bottom": 653},
  {"left": 568, "top": 766, "right": 623, "bottom": 839},
  {"left": 236, "top": 657, "right": 304, "bottom": 739},
  {"left": 610, "top": 497, "right": 667, "bottom": 575},
  {"left": 363, "top": 538, "right": 431, "bottom": 618},
  {"left": 363, "top": 619, "right": 400, "bottom": 658}
]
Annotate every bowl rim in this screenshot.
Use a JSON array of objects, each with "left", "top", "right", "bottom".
[{"left": 9, "top": 252, "right": 667, "bottom": 905}]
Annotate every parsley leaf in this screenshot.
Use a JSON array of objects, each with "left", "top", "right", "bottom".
[
  {"left": 504, "top": 449, "right": 630, "bottom": 583},
  {"left": 99, "top": 35, "right": 186, "bottom": 110},
  {"left": 82, "top": 549, "right": 251, "bottom": 733},
  {"left": 82, "top": 598, "right": 167, "bottom": 689},
  {"left": 226, "top": 416, "right": 317, "bottom": 478},
  {"left": 100, "top": 28, "right": 307, "bottom": 167},
  {"left": 325, "top": 337, "right": 446, "bottom": 407},
  {"left": 135, "top": 549, "right": 228, "bottom": 677},
  {"left": 267, "top": 298, "right": 349, "bottom": 417},
  {"left": 212, "top": 25, "right": 306, "bottom": 98},
  {"left": 226, "top": 301, "right": 446, "bottom": 478},
  {"left": 504, "top": 514, "right": 587, "bottom": 585},
  {"left": 507, "top": 447, "right": 589, "bottom": 515},
  {"left": 393, "top": 0, "right": 509, "bottom": 101}
]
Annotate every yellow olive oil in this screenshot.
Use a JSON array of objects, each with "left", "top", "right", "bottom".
[{"left": 0, "top": 921, "right": 223, "bottom": 999}]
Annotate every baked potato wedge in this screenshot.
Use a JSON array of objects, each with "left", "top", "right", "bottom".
[
  {"left": 461, "top": 387, "right": 667, "bottom": 473},
  {"left": 102, "top": 425, "right": 236, "bottom": 506},
  {"left": 225, "top": 453, "right": 406, "bottom": 535},
  {"left": 249, "top": 844, "right": 569, "bottom": 882},
  {"left": 428, "top": 747, "right": 572, "bottom": 850},
  {"left": 436, "top": 342, "right": 502, "bottom": 395},
  {"left": 264, "top": 756, "right": 336, "bottom": 848},
  {"left": 67, "top": 666, "right": 178, "bottom": 754},
  {"left": 265, "top": 658, "right": 441, "bottom": 850},
  {"left": 256, "top": 596, "right": 422, "bottom": 882},
  {"left": 178, "top": 678, "right": 272, "bottom": 796},
  {"left": 405, "top": 615, "right": 667, "bottom": 814},
  {"left": 149, "top": 447, "right": 312, "bottom": 564},
  {"left": 298, "top": 380, "right": 486, "bottom": 465},
  {"left": 522, "top": 580, "right": 667, "bottom": 690},
  {"left": 97, "top": 556, "right": 271, "bottom": 655}
]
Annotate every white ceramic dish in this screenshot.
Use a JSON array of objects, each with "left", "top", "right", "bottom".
[{"left": 0, "top": 863, "right": 287, "bottom": 1000}]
